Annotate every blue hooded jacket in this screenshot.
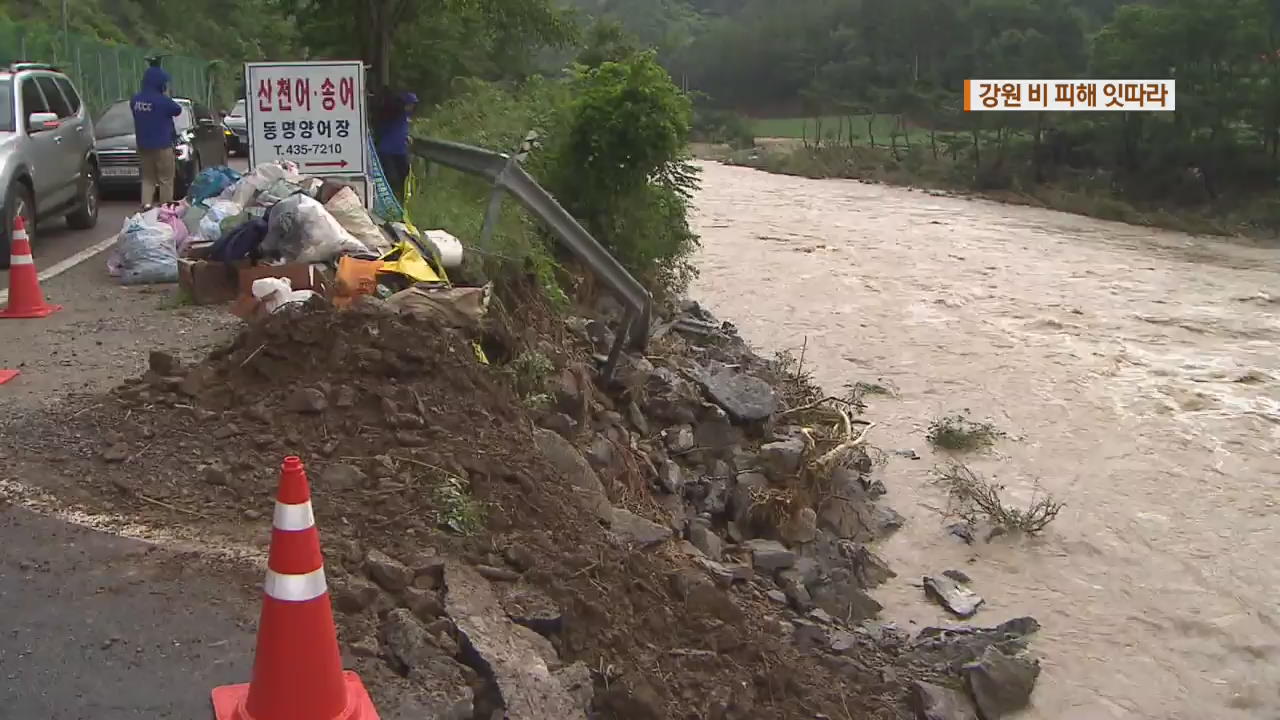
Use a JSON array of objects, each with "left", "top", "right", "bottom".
[
  {"left": 131, "top": 66, "right": 182, "bottom": 151},
  {"left": 375, "top": 92, "right": 418, "bottom": 157}
]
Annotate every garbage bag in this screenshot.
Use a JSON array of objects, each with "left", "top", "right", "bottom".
[
  {"left": 262, "top": 194, "right": 370, "bottom": 263},
  {"left": 230, "top": 162, "right": 304, "bottom": 207},
  {"left": 327, "top": 187, "right": 391, "bottom": 255},
  {"left": 188, "top": 166, "right": 242, "bottom": 206},
  {"left": 157, "top": 205, "right": 191, "bottom": 257},
  {"left": 198, "top": 199, "right": 243, "bottom": 242},
  {"left": 386, "top": 285, "right": 491, "bottom": 330},
  {"left": 183, "top": 204, "right": 208, "bottom": 237},
  {"left": 117, "top": 211, "right": 178, "bottom": 285}
]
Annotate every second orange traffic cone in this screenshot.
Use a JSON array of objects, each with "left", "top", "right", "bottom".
[
  {"left": 211, "top": 456, "right": 379, "bottom": 720},
  {"left": 2, "top": 215, "right": 61, "bottom": 319}
]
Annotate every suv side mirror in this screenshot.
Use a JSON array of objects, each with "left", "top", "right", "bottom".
[{"left": 27, "top": 112, "right": 60, "bottom": 133}]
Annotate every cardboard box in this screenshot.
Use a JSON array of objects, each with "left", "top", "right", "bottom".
[
  {"left": 178, "top": 258, "right": 239, "bottom": 305},
  {"left": 178, "top": 258, "right": 327, "bottom": 306}
]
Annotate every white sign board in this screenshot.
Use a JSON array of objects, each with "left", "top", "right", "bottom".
[{"left": 244, "top": 61, "right": 367, "bottom": 177}]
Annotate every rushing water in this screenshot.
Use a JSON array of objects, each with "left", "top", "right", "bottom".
[{"left": 689, "top": 161, "right": 1280, "bottom": 720}]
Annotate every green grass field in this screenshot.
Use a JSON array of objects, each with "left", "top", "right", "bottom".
[{"left": 752, "top": 115, "right": 931, "bottom": 145}]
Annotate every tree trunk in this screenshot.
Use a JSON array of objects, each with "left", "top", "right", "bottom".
[
  {"left": 847, "top": 115, "right": 855, "bottom": 147},
  {"left": 814, "top": 116, "right": 823, "bottom": 150},
  {"left": 930, "top": 129, "right": 938, "bottom": 160},
  {"left": 866, "top": 112, "right": 877, "bottom": 148}
]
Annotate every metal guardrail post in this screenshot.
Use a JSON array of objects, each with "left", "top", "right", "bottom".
[{"left": 411, "top": 137, "right": 653, "bottom": 353}]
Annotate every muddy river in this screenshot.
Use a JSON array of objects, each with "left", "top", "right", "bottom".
[{"left": 690, "top": 161, "right": 1280, "bottom": 719}]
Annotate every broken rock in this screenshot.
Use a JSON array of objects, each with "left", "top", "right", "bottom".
[
  {"left": 444, "top": 563, "right": 586, "bottom": 720},
  {"left": 501, "top": 586, "right": 563, "bottom": 637},
  {"left": 760, "top": 436, "right": 807, "bottom": 479},
  {"left": 286, "top": 387, "right": 328, "bottom": 414},
  {"left": 688, "top": 520, "right": 723, "bottom": 561},
  {"left": 318, "top": 463, "right": 365, "bottom": 491},
  {"left": 663, "top": 424, "right": 696, "bottom": 454},
  {"left": 743, "top": 539, "right": 796, "bottom": 572},
  {"left": 962, "top": 647, "right": 1041, "bottom": 719},
  {"left": 533, "top": 428, "right": 611, "bottom": 521},
  {"left": 366, "top": 549, "right": 413, "bottom": 591},
  {"left": 697, "top": 365, "right": 778, "bottom": 424},
  {"left": 608, "top": 508, "right": 673, "bottom": 548},
  {"left": 924, "top": 575, "right": 984, "bottom": 619},
  {"left": 910, "top": 681, "right": 980, "bottom": 720}
]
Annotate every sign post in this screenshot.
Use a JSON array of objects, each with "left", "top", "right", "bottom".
[{"left": 244, "top": 61, "right": 369, "bottom": 200}]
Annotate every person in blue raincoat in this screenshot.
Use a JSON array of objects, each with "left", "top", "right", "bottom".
[
  {"left": 131, "top": 64, "right": 183, "bottom": 207},
  {"left": 375, "top": 91, "right": 418, "bottom": 203}
]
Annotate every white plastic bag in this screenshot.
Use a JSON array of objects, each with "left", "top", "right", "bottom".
[
  {"left": 117, "top": 211, "right": 178, "bottom": 285},
  {"left": 262, "top": 194, "right": 369, "bottom": 263},
  {"left": 325, "top": 187, "right": 390, "bottom": 254},
  {"left": 250, "top": 276, "right": 317, "bottom": 314},
  {"left": 231, "top": 162, "right": 305, "bottom": 207}
]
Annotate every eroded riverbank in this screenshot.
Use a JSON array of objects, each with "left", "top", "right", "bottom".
[{"left": 690, "top": 160, "right": 1280, "bottom": 719}]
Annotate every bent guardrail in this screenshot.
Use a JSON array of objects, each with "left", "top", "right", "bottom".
[{"left": 410, "top": 137, "right": 653, "bottom": 377}]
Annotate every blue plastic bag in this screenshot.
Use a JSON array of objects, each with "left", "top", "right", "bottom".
[{"left": 189, "top": 166, "right": 243, "bottom": 206}]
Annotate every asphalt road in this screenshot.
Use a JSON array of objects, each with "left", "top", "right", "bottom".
[
  {"left": 1, "top": 158, "right": 264, "bottom": 717},
  {"left": 23, "top": 196, "right": 134, "bottom": 273},
  {"left": 0, "top": 507, "right": 257, "bottom": 718}
]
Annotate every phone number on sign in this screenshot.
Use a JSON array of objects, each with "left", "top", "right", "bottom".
[{"left": 273, "top": 143, "right": 344, "bottom": 156}]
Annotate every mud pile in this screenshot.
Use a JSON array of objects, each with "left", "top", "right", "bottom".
[{"left": 14, "top": 298, "right": 1040, "bottom": 719}]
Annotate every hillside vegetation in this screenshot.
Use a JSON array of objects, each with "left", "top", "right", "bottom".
[{"left": 574, "top": 0, "right": 1280, "bottom": 239}]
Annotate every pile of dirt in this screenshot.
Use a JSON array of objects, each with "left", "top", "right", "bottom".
[
  {"left": 8, "top": 297, "right": 1044, "bottom": 719},
  {"left": 9, "top": 300, "right": 919, "bottom": 718}
]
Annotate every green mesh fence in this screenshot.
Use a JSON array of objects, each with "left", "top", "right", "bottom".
[{"left": 0, "top": 17, "right": 217, "bottom": 116}]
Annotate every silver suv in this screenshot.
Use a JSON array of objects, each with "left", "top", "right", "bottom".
[{"left": 0, "top": 63, "right": 99, "bottom": 269}]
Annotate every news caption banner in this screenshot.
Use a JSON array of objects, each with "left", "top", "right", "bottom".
[
  {"left": 244, "top": 60, "right": 369, "bottom": 177},
  {"left": 963, "top": 79, "right": 1176, "bottom": 112}
]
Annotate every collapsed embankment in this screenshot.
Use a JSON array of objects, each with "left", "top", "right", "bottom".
[{"left": 1, "top": 293, "right": 1040, "bottom": 718}]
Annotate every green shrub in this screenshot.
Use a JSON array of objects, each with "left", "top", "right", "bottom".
[
  {"left": 545, "top": 51, "right": 701, "bottom": 297},
  {"left": 411, "top": 53, "right": 701, "bottom": 302}
]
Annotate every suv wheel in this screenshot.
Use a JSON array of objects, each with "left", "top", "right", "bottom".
[
  {"left": 1, "top": 183, "right": 36, "bottom": 271},
  {"left": 66, "top": 164, "right": 100, "bottom": 230}
]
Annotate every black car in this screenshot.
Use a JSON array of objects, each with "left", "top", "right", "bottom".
[{"left": 93, "top": 97, "right": 228, "bottom": 199}]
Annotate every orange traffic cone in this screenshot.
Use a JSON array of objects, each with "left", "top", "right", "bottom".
[
  {"left": 2, "top": 215, "right": 61, "bottom": 319},
  {"left": 0, "top": 369, "right": 17, "bottom": 385},
  {"left": 211, "top": 456, "right": 379, "bottom": 720}
]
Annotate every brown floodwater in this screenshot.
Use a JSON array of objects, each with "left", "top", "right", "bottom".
[{"left": 690, "top": 161, "right": 1280, "bottom": 719}]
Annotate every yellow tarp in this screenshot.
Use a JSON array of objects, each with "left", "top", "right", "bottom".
[{"left": 377, "top": 240, "right": 442, "bottom": 284}]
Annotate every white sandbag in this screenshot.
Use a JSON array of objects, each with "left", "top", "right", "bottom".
[
  {"left": 326, "top": 187, "right": 390, "bottom": 255},
  {"left": 423, "top": 229, "right": 464, "bottom": 269}
]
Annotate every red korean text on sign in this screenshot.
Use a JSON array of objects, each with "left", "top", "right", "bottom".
[
  {"left": 339, "top": 77, "right": 356, "bottom": 110},
  {"left": 294, "top": 78, "right": 312, "bottom": 112},
  {"left": 257, "top": 79, "right": 273, "bottom": 113},
  {"left": 276, "top": 79, "right": 293, "bottom": 112},
  {"left": 321, "top": 79, "right": 336, "bottom": 111}
]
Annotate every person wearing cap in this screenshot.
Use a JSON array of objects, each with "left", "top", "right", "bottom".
[{"left": 375, "top": 91, "right": 418, "bottom": 203}]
